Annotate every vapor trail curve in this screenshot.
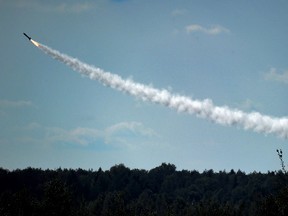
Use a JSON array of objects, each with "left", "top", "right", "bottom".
[{"left": 34, "top": 41, "right": 288, "bottom": 139}]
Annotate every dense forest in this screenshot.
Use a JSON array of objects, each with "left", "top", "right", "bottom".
[{"left": 0, "top": 163, "right": 288, "bottom": 216}]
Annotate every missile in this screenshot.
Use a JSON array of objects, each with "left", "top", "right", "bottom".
[{"left": 23, "top": 33, "right": 31, "bottom": 41}]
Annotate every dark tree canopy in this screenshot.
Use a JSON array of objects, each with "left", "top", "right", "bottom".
[{"left": 0, "top": 163, "right": 287, "bottom": 216}]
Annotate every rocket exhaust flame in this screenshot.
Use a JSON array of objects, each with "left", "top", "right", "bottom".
[
  {"left": 33, "top": 41, "right": 288, "bottom": 139},
  {"left": 31, "top": 40, "right": 39, "bottom": 47}
]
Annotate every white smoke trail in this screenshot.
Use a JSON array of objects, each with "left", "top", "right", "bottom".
[{"left": 35, "top": 42, "right": 288, "bottom": 139}]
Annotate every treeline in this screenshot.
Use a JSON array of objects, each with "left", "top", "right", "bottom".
[{"left": 0, "top": 163, "right": 288, "bottom": 215}]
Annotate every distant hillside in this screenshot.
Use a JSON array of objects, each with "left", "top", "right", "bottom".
[{"left": 0, "top": 163, "right": 288, "bottom": 215}]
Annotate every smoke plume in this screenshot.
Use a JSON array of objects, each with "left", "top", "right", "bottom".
[{"left": 35, "top": 42, "right": 288, "bottom": 139}]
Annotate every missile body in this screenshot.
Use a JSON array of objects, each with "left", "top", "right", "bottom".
[{"left": 23, "top": 33, "right": 31, "bottom": 41}]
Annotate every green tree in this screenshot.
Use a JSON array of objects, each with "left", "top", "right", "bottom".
[{"left": 41, "top": 179, "right": 74, "bottom": 216}]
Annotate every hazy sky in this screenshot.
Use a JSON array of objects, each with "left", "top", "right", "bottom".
[{"left": 0, "top": 0, "right": 287, "bottom": 172}]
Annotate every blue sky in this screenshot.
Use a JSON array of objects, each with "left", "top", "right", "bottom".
[{"left": 0, "top": 0, "right": 287, "bottom": 172}]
